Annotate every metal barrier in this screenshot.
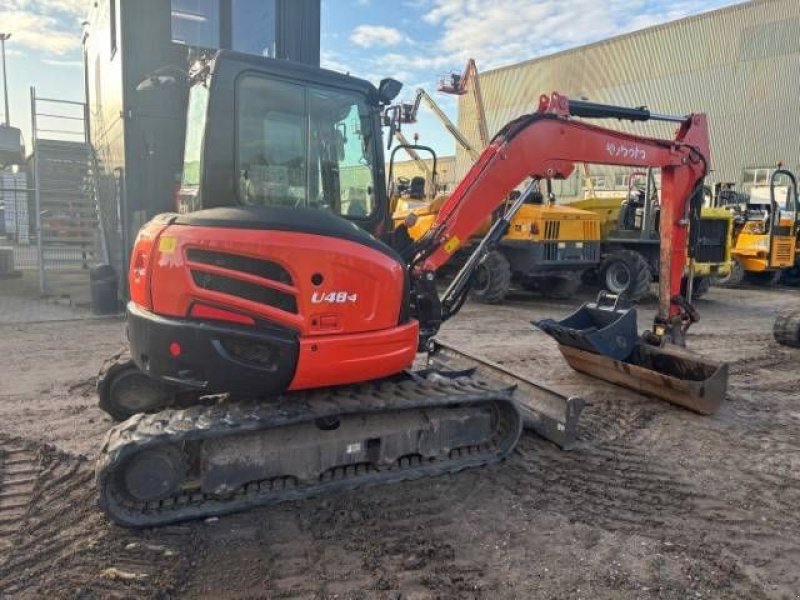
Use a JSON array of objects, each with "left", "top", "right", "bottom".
[{"left": 29, "top": 87, "right": 103, "bottom": 296}]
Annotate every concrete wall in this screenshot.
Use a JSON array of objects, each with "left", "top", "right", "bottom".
[{"left": 457, "top": 0, "right": 800, "bottom": 197}]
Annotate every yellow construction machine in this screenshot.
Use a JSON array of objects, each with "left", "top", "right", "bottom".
[
  {"left": 715, "top": 168, "right": 799, "bottom": 286},
  {"left": 573, "top": 167, "right": 733, "bottom": 300}
]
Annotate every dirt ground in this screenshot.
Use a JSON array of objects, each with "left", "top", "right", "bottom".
[{"left": 1, "top": 285, "right": 799, "bottom": 599}]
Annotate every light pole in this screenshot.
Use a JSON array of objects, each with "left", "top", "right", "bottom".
[{"left": 0, "top": 33, "right": 10, "bottom": 126}]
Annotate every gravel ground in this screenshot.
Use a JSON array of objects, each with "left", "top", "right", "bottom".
[{"left": 0, "top": 285, "right": 799, "bottom": 599}]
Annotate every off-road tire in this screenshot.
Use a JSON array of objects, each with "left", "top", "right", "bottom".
[
  {"left": 470, "top": 250, "right": 512, "bottom": 304},
  {"left": 714, "top": 259, "right": 744, "bottom": 287},
  {"left": 539, "top": 274, "right": 582, "bottom": 300},
  {"left": 746, "top": 269, "right": 782, "bottom": 287},
  {"left": 600, "top": 249, "right": 652, "bottom": 301},
  {"left": 682, "top": 276, "right": 712, "bottom": 300},
  {"left": 773, "top": 311, "right": 800, "bottom": 347}
]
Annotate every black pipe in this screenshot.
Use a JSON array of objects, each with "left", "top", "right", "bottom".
[{"left": 568, "top": 99, "right": 651, "bottom": 122}]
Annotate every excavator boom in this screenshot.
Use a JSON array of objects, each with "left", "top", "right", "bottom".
[{"left": 417, "top": 92, "right": 709, "bottom": 323}]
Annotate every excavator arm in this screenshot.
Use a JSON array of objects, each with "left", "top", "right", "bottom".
[
  {"left": 411, "top": 92, "right": 726, "bottom": 416},
  {"left": 409, "top": 92, "right": 709, "bottom": 331}
]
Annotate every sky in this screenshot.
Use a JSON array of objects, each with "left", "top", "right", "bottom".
[{"left": 0, "top": 0, "right": 744, "bottom": 156}]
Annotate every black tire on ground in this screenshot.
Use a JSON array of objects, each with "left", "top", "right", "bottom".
[
  {"left": 773, "top": 310, "right": 800, "bottom": 347},
  {"left": 97, "top": 348, "right": 174, "bottom": 421},
  {"left": 580, "top": 268, "right": 599, "bottom": 286},
  {"left": 779, "top": 265, "right": 800, "bottom": 287},
  {"left": 746, "top": 269, "right": 782, "bottom": 287},
  {"left": 600, "top": 249, "right": 652, "bottom": 301},
  {"left": 470, "top": 250, "right": 512, "bottom": 304},
  {"left": 539, "top": 274, "right": 582, "bottom": 299},
  {"left": 681, "top": 276, "right": 712, "bottom": 300},
  {"left": 714, "top": 259, "right": 744, "bottom": 287}
]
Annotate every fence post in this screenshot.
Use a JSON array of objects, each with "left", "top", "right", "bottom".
[{"left": 30, "top": 86, "right": 46, "bottom": 295}]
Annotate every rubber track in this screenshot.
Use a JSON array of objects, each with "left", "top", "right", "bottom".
[
  {"left": 96, "top": 372, "right": 522, "bottom": 528},
  {"left": 96, "top": 346, "right": 130, "bottom": 398}
]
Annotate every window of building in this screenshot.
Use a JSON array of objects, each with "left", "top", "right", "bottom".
[
  {"left": 232, "top": 0, "right": 276, "bottom": 56},
  {"left": 171, "top": 0, "right": 221, "bottom": 49}
]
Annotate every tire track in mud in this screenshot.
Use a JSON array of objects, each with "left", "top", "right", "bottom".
[
  {"left": 178, "top": 473, "right": 495, "bottom": 597},
  {"left": 0, "top": 436, "right": 195, "bottom": 599},
  {"left": 322, "top": 474, "right": 496, "bottom": 596},
  {"left": 503, "top": 423, "right": 795, "bottom": 597},
  {"left": 574, "top": 391, "right": 658, "bottom": 445},
  {"left": 0, "top": 439, "right": 39, "bottom": 558}
]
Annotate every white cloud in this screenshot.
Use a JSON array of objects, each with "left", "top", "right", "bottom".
[
  {"left": 0, "top": 10, "right": 81, "bottom": 55},
  {"left": 40, "top": 58, "right": 83, "bottom": 67},
  {"left": 320, "top": 49, "right": 354, "bottom": 74},
  {"left": 421, "top": 0, "right": 741, "bottom": 70},
  {"left": 38, "top": 0, "right": 88, "bottom": 15},
  {"left": 350, "top": 25, "right": 408, "bottom": 48}
]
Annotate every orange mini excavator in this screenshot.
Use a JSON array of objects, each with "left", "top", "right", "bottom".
[{"left": 96, "top": 51, "right": 725, "bottom": 527}]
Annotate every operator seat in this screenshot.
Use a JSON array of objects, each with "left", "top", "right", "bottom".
[{"left": 409, "top": 176, "right": 426, "bottom": 199}]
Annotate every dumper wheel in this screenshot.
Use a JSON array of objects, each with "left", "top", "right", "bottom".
[
  {"left": 470, "top": 250, "right": 511, "bottom": 304},
  {"left": 747, "top": 269, "right": 781, "bottom": 287},
  {"left": 600, "top": 249, "right": 652, "bottom": 301},
  {"left": 773, "top": 310, "right": 800, "bottom": 347},
  {"left": 97, "top": 348, "right": 174, "bottom": 421},
  {"left": 714, "top": 259, "right": 744, "bottom": 287},
  {"left": 540, "top": 274, "right": 582, "bottom": 299},
  {"left": 681, "top": 276, "right": 712, "bottom": 300}
]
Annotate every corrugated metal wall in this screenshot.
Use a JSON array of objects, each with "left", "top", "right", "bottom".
[{"left": 456, "top": 0, "right": 800, "bottom": 194}]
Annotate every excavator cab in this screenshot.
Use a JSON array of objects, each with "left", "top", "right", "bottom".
[{"left": 177, "top": 53, "right": 399, "bottom": 239}]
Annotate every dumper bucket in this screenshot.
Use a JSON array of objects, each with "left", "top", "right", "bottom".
[
  {"left": 554, "top": 342, "right": 727, "bottom": 415},
  {"left": 534, "top": 292, "right": 638, "bottom": 361}
]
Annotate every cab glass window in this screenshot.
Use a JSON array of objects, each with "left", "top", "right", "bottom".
[{"left": 236, "top": 74, "right": 376, "bottom": 218}]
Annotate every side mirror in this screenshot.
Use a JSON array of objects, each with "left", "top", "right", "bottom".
[
  {"left": 136, "top": 74, "right": 177, "bottom": 92},
  {"left": 378, "top": 78, "right": 403, "bottom": 105},
  {"left": 135, "top": 64, "right": 191, "bottom": 93}
]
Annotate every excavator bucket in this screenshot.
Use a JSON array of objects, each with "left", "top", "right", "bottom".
[
  {"left": 534, "top": 292, "right": 728, "bottom": 415},
  {"left": 534, "top": 293, "right": 638, "bottom": 361},
  {"left": 553, "top": 342, "right": 727, "bottom": 415}
]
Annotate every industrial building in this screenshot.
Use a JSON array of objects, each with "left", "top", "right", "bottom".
[
  {"left": 455, "top": 0, "right": 800, "bottom": 197},
  {"left": 388, "top": 155, "right": 457, "bottom": 195},
  {"left": 83, "top": 0, "right": 320, "bottom": 280}
]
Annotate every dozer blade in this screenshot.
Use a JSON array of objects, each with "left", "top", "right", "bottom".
[
  {"left": 96, "top": 369, "right": 522, "bottom": 528},
  {"left": 427, "top": 341, "right": 585, "bottom": 449},
  {"left": 534, "top": 293, "right": 638, "bottom": 361},
  {"left": 554, "top": 342, "right": 728, "bottom": 415}
]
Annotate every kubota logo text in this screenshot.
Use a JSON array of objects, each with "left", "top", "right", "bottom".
[
  {"left": 606, "top": 142, "right": 646, "bottom": 161},
  {"left": 311, "top": 291, "right": 358, "bottom": 304}
]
